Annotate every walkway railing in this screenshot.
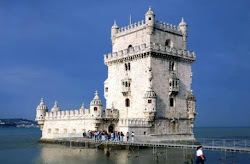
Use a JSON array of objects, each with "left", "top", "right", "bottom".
[{"left": 53, "top": 138, "right": 250, "bottom": 154}]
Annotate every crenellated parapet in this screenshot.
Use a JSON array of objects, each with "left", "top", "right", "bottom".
[
  {"left": 112, "top": 19, "right": 183, "bottom": 38},
  {"left": 115, "top": 20, "right": 146, "bottom": 37},
  {"left": 154, "top": 20, "right": 182, "bottom": 35},
  {"left": 45, "top": 108, "right": 90, "bottom": 120},
  {"left": 120, "top": 118, "right": 152, "bottom": 127},
  {"left": 104, "top": 42, "right": 196, "bottom": 64},
  {"left": 105, "top": 108, "right": 119, "bottom": 119}
]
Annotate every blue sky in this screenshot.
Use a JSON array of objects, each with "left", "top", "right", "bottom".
[{"left": 0, "top": 0, "right": 249, "bottom": 127}]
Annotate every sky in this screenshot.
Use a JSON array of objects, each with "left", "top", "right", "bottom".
[{"left": 0, "top": 0, "right": 249, "bottom": 127}]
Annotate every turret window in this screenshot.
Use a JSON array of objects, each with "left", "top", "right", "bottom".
[
  {"left": 170, "top": 97, "right": 175, "bottom": 107},
  {"left": 149, "top": 17, "right": 151, "bottom": 20},
  {"left": 125, "top": 98, "right": 130, "bottom": 107},
  {"left": 105, "top": 87, "right": 108, "bottom": 92},
  {"left": 128, "top": 45, "right": 133, "bottom": 53},
  {"left": 165, "top": 39, "right": 172, "bottom": 47},
  {"left": 94, "top": 107, "right": 98, "bottom": 111},
  {"left": 148, "top": 100, "right": 152, "bottom": 103},
  {"left": 125, "top": 63, "right": 131, "bottom": 71},
  {"left": 169, "top": 61, "right": 175, "bottom": 71}
]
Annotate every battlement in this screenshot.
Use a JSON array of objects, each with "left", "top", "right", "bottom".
[
  {"left": 154, "top": 20, "right": 182, "bottom": 35},
  {"left": 120, "top": 118, "right": 151, "bottom": 127},
  {"left": 105, "top": 108, "right": 119, "bottom": 118},
  {"left": 113, "top": 20, "right": 182, "bottom": 37},
  {"left": 45, "top": 109, "right": 89, "bottom": 120},
  {"left": 45, "top": 108, "right": 120, "bottom": 120},
  {"left": 104, "top": 42, "right": 196, "bottom": 64},
  {"left": 115, "top": 20, "right": 146, "bottom": 37}
]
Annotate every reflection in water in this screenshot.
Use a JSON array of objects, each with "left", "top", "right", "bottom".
[{"left": 35, "top": 144, "right": 191, "bottom": 164}]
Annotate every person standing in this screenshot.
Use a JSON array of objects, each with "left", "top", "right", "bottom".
[
  {"left": 131, "top": 132, "right": 134, "bottom": 142},
  {"left": 196, "top": 146, "right": 205, "bottom": 164},
  {"left": 120, "top": 132, "right": 124, "bottom": 142}
]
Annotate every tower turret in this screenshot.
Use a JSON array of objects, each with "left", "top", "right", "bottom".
[
  {"left": 35, "top": 98, "right": 48, "bottom": 129},
  {"left": 187, "top": 91, "right": 196, "bottom": 121},
  {"left": 187, "top": 90, "right": 196, "bottom": 134},
  {"left": 51, "top": 101, "right": 60, "bottom": 112},
  {"left": 90, "top": 91, "right": 103, "bottom": 117},
  {"left": 79, "top": 102, "right": 85, "bottom": 115},
  {"left": 111, "top": 21, "right": 119, "bottom": 44},
  {"left": 145, "top": 6, "right": 155, "bottom": 35},
  {"left": 179, "top": 17, "right": 188, "bottom": 49},
  {"left": 143, "top": 67, "right": 157, "bottom": 121}
]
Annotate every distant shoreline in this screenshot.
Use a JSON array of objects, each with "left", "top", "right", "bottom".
[{"left": 0, "top": 118, "right": 38, "bottom": 128}]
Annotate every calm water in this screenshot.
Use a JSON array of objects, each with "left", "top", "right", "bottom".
[{"left": 0, "top": 127, "right": 250, "bottom": 164}]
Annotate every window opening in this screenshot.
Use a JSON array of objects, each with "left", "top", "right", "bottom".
[{"left": 125, "top": 98, "right": 130, "bottom": 107}]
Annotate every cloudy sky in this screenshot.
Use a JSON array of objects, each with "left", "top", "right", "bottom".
[{"left": 0, "top": 0, "right": 249, "bottom": 127}]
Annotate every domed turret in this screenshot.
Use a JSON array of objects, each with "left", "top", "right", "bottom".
[
  {"left": 178, "top": 17, "right": 188, "bottom": 49},
  {"left": 144, "top": 86, "right": 157, "bottom": 121},
  {"left": 35, "top": 98, "right": 48, "bottom": 129},
  {"left": 51, "top": 101, "right": 60, "bottom": 112},
  {"left": 79, "top": 102, "right": 85, "bottom": 115},
  {"left": 111, "top": 21, "right": 119, "bottom": 37},
  {"left": 90, "top": 91, "right": 103, "bottom": 117},
  {"left": 179, "top": 17, "right": 187, "bottom": 34},
  {"left": 187, "top": 90, "right": 196, "bottom": 122},
  {"left": 111, "top": 21, "right": 119, "bottom": 44},
  {"left": 145, "top": 6, "right": 155, "bottom": 35}
]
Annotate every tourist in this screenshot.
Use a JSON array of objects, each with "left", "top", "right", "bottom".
[
  {"left": 120, "top": 132, "right": 124, "bottom": 142},
  {"left": 98, "top": 131, "right": 102, "bottom": 140},
  {"left": 118, "top": 132, "right": 120, "bottom": 141},
  {"left": 114, "top": 131, "right": 118, "bottom": 141},
  {"left": 131, "top": 132, "right": 134, "bottom": 142},
  {"left": 196, "top": 146, "right": 205, "bottom": 164},
  {"left": 126, "top": 132, "right": 129, "bottom": 141},
  {"left": 111, "top": 132, "right": 114, "bottom": 141}
]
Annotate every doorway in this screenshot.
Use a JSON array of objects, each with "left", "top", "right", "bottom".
[{"left": 108, "top": 124, "right": 114, "bottom": 133}]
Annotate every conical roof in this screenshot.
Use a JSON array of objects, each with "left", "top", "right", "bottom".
[
  {"left": 51, "top": 101, "right": 60, "bottom": 112},
  {"left": 36, "top": 98, "right": 48, "bottom": 110},
  {"left": 145, "top": 6, "right": 154, "bottom": 16},
  {"left": 90, "top": 91, "right": 103, "bottom": 106}
]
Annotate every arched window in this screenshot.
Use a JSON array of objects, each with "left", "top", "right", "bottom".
[
  {"left": 128, "top": 45, "right": 133, "bottom": 53},
  {"left": 125, "top": 63, "right": 128, "bottom": 71},
  {"left": 94, "top": 107, "right": 98, "bottom": 111},
  {"left": 125, "top": 98, "right": 130, "bottom": 107},
  {"left": 165, "top": 39, "right": 171, "bottom": 47},
  {"left": 128, "top": 63, "right": 130, "bottom": 70},
  {"left": 169, "top": 61, "right": 175, "bottom": 71},
  {"left": 170, "top": 97, "right": 175, "bottom": 107}
]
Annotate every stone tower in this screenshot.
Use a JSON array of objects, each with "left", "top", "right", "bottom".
[
  {"left": 35, "top": 98, "right": 48, "bottom": 130},
  {"left": 104, "top": 7, "right": 197, "bottom": 140}
]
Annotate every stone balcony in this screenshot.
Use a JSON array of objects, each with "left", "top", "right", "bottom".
[{"left": 104, "top": 42, "right": 196, "bottom": 65}]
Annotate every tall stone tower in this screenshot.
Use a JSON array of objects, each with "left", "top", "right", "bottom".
[{"left": 104, "top": 7, "right": 197, "bottom": 140}]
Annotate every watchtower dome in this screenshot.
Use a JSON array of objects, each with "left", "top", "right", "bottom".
[{"left": 35, "top": 98, "right": 48, "bottom": 129}]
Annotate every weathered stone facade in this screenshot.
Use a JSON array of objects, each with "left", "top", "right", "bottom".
[{"left": 36, "top": 7, "right": 197, "bottom": 141}]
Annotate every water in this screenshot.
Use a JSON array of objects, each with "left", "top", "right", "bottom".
[{"left": 0, "top": 127, "right": 250, "bottom": 164}]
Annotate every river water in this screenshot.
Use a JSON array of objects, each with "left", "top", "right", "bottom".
[{"left": 0, "top": 127, "right": 250, "bottom": 164}]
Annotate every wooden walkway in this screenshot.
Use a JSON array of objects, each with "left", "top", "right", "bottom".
[{"left": 45, "top": 138, "right": 250, "bottom": 154}]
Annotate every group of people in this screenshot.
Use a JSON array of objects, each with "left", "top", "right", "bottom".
[
  {"left": 84, "top": 130, "right": 205, "bottom": 163},
  {"left": 83, "top": 130, "right": 135, "bottom": 142}
]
